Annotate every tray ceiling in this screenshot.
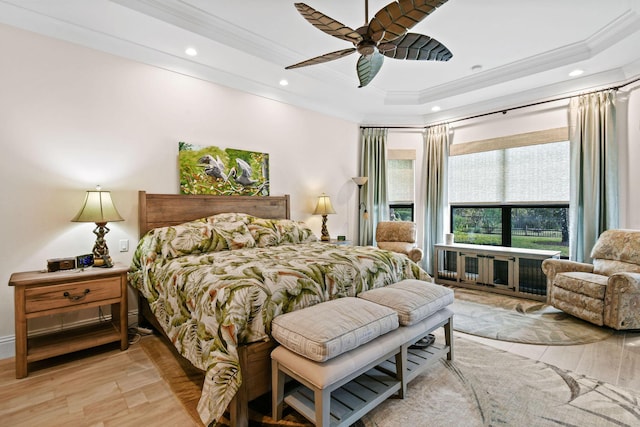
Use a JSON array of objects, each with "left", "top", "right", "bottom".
[{"left": 1, "top": 0, "right": 640, "bottom": 125}]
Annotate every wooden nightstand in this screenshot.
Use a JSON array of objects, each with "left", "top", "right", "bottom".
[{"left": 9, "top": 264, "right": 129, "bottom": 378}]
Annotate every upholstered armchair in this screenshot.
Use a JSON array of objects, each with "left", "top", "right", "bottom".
[
  {"left": 375, "top": 221, "right": 424, "bottom": 263},
  {"left": 541, "top": 229, "right": 640, "bottom": 330}
]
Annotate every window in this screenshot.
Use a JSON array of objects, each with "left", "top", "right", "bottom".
[
  {"left": 451, "top": 205, "right": 569, "bottom": 256},
  {"left": 388, "top": 150, "right": 415, "bottom": 221},
  {"left": 448, "top": 129, "right": 570, "bottom": 256},
  {"left": 390, "top": 203, "right": 414, "bottom": 221}
]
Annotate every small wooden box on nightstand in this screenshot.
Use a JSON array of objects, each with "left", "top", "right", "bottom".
[{"left": 9, "top": 263, "right": 129, "bottom": 378}]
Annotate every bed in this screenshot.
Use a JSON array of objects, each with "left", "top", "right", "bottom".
[{"left": 130, "top": 191, "right": 431, "bottom": 426}]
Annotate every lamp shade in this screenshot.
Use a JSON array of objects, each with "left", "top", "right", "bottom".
[
  {"left": 352, "top": 176, "right": 368, "bottom": 186},
  {"left": 71, "top": 189, "right": 124, "bottom": 223},
  {"left": 313, "top": 193, "right": 336, "bottom": 215}
]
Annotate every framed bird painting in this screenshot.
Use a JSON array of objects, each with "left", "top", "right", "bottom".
[{"left": 178, "top": 142, "right": 270, "bottom": 196}]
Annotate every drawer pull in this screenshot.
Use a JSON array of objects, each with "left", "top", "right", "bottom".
[{"left": 63, "top": 289, "right": 90, "bottom": 301}]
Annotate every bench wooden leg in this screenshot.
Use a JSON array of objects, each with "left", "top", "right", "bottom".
[
  {"left": 315, "top": 387, "right": 331, "bottom": 427},
  {"left": 444, "top": 317, "right": 454, "bottom": 361},
  {"left": 396, "top": 346, "right": 407, "bottom": 399},
  {"left": 271, "top": 359, "right": 285, "bottom": 421}
]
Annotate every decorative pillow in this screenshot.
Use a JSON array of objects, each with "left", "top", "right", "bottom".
[
  {"left": 211, "top": 220, "right": 256, "bottom": 250},
  {"left": 358, "top": 279, "right": 454, "bottom": 326},
  {"left": 155, "top": 218, "right": 227, "bottom": 260},
  {"left": 271, "top": 297, "right": 399, "bottom": 362},
  {"left": 276, "top": 219, "right": 318, "bottom": 245},
  {"left": 247, "top": 217, "right": 281, "bottom": 247},
  {"left": 130, "top": 231, "right": 161, "bottom": 272},
  {"left": 206, "top": 212, "right": 251, "bottom": 225}
]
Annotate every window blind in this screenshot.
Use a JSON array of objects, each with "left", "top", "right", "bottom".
[
  {"left": 449, "top": 140, "right": 569, "bottom": 204},
  {"left": 388, "top": 159, "right": 415, "bottom": 202}
]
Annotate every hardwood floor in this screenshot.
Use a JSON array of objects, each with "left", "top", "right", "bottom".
[
  {"left": 1, "top": 329, "right": 639, "bottom": 426},
  {"left": 0, "top": 341, "right": 198, "bottom": 426}
]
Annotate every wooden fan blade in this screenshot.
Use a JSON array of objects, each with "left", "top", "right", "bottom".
[
  {"left": 285, "top": 48, "right": 356, "bottom": 69},
  {"left": 357, "top": 52, "right": 384, "bottom": 87},
  {"left": 382, "top": 33, "right": 452, "bottom": 61},
  {"left": 294, "top": 3, "right": 363, "bottom": 44},
  {"left": 368, "top": 0, "right": 449, "bottom": 43}
]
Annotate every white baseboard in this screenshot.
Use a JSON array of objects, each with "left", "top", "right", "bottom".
[
  {"left": 0, "top": 310, "right": 139, "bottom": 361},
  {"left": 0, "top": 335, "right": 14, "bottom": 360}
]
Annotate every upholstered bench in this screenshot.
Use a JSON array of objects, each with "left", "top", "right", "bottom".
[
  {"left": 357, "top": 279, "right": 454, "bottom": 393},
  {"left": 271, "top": 281, "right": 454, "bottom": 426},
  {"left": 271, "top": 297, "right": 402, "bottom": 426}
]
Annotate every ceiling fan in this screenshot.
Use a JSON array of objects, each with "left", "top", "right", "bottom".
[{"left": 285, "top": 0, "right": 453, "bottom": 87}]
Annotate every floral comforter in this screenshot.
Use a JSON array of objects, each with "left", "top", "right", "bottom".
[{"left": 128, "top": 213, "right": 430, "bottom": 426}]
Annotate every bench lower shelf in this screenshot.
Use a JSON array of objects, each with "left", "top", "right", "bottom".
[
  {"left": 378, "top": 342, "right": 450, "bottom": 383},
  {"left": 285, "top": 367, "right": 400, "bottom": 427},
  {"left": 283, "top": 342, "right": 449, "bottom": 427}
]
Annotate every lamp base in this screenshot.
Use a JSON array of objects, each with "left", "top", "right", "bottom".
[
  {"left": 320, "top": 214, "right": 330, "bottom": 241},
  {"left": 92, "top": 222, "right": 114, "bottom": 268},
  {"left": 92, "top": 255, "right": 114, "bottom": 268}
]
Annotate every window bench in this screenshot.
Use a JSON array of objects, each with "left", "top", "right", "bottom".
[{"left": 433, "top": 243, "right": 560, "bottom": 301}]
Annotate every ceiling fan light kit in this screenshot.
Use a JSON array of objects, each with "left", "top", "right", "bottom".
[{"left": 286, "top": 0, "right": 452, "bottom": 87}]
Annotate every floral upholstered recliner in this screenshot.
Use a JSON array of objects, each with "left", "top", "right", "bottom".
[
  {"left": 375, "top": 221, "right": 424, "bottom": 263},
  {"left": 541, "top": 229, "right": 640, "bottom": 330}
]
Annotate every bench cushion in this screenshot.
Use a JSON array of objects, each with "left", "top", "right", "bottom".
[
  {"left": 271, "top": 307, "right": 453, "bottom": 389},
  {"left": 358, "top": 279, "right": 454, "bottom": 325},
  {"left": 271, "top": 297, "right": 399, "bottom": 362}
]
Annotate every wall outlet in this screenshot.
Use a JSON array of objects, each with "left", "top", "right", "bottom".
[{"left": 119, "top": 239, "right": 129, "bottom": 252}]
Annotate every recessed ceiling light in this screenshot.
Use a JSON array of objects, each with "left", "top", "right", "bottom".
[
  {"left": 431, "top": 106, "right": 441, "bottom": 112},
  {"left": 569, "top": 69, "right": 584, "bottom": 77},
  {"left": 185, "top": 47, "right": 198, "bottom": 57},
  {"left": 471, "top": 64, "right": 483, "bottom": 72},
  {"left": 279, "top": 79, "right": 289, "bottom": 86}
]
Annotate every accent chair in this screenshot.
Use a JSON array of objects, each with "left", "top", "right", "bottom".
[
  {"left": 375, "top": 221, "right": 424, "bottom": 263},
  {"left": 541, "top": 229, "right": 640, "bottom": 330}
]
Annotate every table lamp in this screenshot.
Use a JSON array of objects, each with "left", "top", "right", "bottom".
[
  {"left": 71, "top": 186, "right": 124, "bottom": 267},
  {"left": 313, "top": 193, "right": 336, "bottom": 241}
]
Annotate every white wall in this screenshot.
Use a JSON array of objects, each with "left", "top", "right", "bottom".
[
  {"left": 450, "top": 100, "right": 570, "bottom": 144},
  {"left": 0, "top": 24, "right": 360, "bottom": 358}
]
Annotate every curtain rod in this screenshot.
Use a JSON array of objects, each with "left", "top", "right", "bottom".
[
  {"left": 360, "top": 126, "right": 425, "bottom": 129},
  {"left": 360, "top": 75, "right": 640, "bottom": 130}
]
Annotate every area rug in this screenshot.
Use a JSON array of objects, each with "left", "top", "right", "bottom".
[
  {"left": 360, "top": 337, "right": 640, "bottom": 427},
  {"left": 140, "top": 334, "right": 640, "bottom": 427},
  {"left": 451, "top": 287, "right": 614, "bottom": 345}
]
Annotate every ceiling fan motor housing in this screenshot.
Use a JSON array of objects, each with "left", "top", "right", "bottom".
[{"left": 357, "top": 41, "right": 377, "bottom": 56}]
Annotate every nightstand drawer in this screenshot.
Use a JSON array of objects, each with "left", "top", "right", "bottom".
[{"left": 24, "top": 277, "right": 121, "bottom": 313}]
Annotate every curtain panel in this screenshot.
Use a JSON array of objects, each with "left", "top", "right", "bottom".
[
  {"left": 421, "top": 124, "right": 450, "bottom": 274},
  {"left": 569, "top": 90, "right": 619, "bottom": 262},
  {"left": 359, "top": 128, "right": 389, "bottom": 246}
]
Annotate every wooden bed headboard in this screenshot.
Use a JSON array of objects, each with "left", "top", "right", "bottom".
[{"left": 138, "top": 191, "right": 291, "bottom": 237}]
